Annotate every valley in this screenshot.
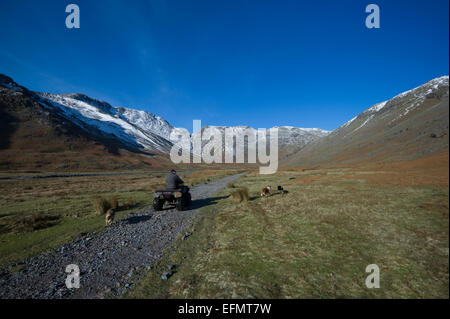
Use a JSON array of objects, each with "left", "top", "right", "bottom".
[{"left": 0, "top": 73, "right": 448, "bottom": 299}]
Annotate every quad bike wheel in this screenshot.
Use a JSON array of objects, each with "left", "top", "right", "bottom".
[
  {"left": 176, "top": 198, "right": 184, "bottom": 211},
  {"left": 187, "top": 193, "right": 192, "bottom": 204},
  {"left": 176, "top": 193, "right": 191, "bottom": 211},
  {"left": 153, "top": 198, "right": 164, "bottom": 211}
]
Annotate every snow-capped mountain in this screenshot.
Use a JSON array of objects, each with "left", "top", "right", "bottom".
[
  {"left": 1, "top": 73, "right": 447, "bottom": 170},
  {"left": 37, "top": 91, "right": 330, "bottom": 155},
  {"left": 2, "top": 72, "right": 329, "bottom": 158},
  {"left": 187, "top": 125, "right": 329, "bottom": 161},
  {"left": 275, "top": 126, "right": 329, "bottom": 145},
  {"left": 36, "top": 94, "right": 331, "bottom": 155},
  {"left": 38, "top": 92, "right": 173, "bottom": 153},
  {"left": 339, "top": 76, "right": 449, "bottom": 134},
  {"left": 0, "top": 74, "right": 177, "bottom": 170},
  {"left": 284, "top": 75, "right": 449, "bottom": 166},
  {"left": 193, "top": 126, "right": 328, "bottom": 144},
  {"left": 116, "top": 106, "right": 173, "bottom": 140}
]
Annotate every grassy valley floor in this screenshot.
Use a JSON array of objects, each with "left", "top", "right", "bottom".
[
  {"left": 126, "top": 167, "right": 449, "bottom": 299},
  {"left": 0, "top": 169, "right": 241, "bottom": 269}
]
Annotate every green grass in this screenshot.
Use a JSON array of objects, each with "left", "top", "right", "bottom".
[
  {"left": 0, "top": 190, "right": 151, "bottom": 268},
  {"left": 126, "top": 169, "right": 449, "bottom": 299},
  {"left": 0, "top": 169, "right": 241, "bottom": 269}
]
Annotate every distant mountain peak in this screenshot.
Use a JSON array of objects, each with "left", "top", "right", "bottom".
[{"left": 115, "top": 106, "right": 174, "bottom": 140}]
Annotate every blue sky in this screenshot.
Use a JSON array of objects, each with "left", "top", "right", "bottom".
[{"left": 0, "top": 0, "right": 448, "bottom": 131}]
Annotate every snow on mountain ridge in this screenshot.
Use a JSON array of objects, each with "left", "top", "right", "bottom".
[
  {"left": 38, "top": 93, "right": 173, "bottom": 152},
  {"left": 337, "top": 75, "right": 449, "bottom": 131},
  {"left": 59, "top": 93, "right": 115, "bottom": 115},
  {"left": 116, "top": 107, "right": 174, "bottom": 140},
  {"left": 36, "top": 91, "right": 328, "bottom": 155},
  {"left": 50, "top": 93, "right": 175, "bottom": 141},
  {"left": 197, "top": 125, "right": 329, "bottom": 147},
  {"left": 367, "top": 101, "right": 388, "bottom": 113}
]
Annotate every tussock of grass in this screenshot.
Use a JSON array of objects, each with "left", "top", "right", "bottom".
[
  {"left": 92, "top": 195, "right": 119, "bottom": 215},
  {"left": 92, "top": 196, "right": 112, "bottom": 215},
  {"left": 109, "top": 195, "right": 119, "bottom": 210},
  {"left": 230, "top": 187, "right": 249, "bottom": 202},
  {"left": 226, "top": 182, "right": 235, "bottom": 188}
]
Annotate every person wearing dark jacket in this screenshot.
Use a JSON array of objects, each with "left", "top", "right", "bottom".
[{"left": 166, "top": 169, "right": 184, "bottom": 190}]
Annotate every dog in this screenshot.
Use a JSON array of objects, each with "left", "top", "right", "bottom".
[
  {"left": 277, "top": 185, "right": 289, "bottom": 195},
  {"left": 260, "top": 185, "right": 272, "bottom": 197},
  {"left": 105, "top": 208, "right": 115, "bottom": 226}
]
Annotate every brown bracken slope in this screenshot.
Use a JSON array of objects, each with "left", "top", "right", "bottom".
[{"left": 281, "top": 76, "right": 449, "bottom": 180}]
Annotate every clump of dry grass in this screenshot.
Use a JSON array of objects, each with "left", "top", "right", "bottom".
[
  {"left": 92, "top": 196, "right": 111, "bottom": 215},
  {"left": 92, "top": 195, "right": 119, "bottom": 215},
  {"left": 109, "top": 195, "right": 119, "bottom": 210},
  {"left": 230, "top": 187, "right": 249, "bottom": 202},
  {"left": 227, "top": 182, "right": 235, "bottom": 188}
]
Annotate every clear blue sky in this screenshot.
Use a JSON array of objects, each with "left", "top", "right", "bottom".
[{"left": 0, "top": 0, "right": 448, "bottom": 131}]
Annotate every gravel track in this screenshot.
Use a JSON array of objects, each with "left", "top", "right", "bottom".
[{"left": 0, "top": 173, "right": 245, "bottom": 299}]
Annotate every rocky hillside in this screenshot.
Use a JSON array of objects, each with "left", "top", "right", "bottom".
[
  {"left": 283, "top": 76, "right": 449, "bottom": 167},
  {"left": 0, "top": 74, "right": 174, "bottom": 171},
  {"left": 39, "top": 93, "right": 173, "bottom": 153}
]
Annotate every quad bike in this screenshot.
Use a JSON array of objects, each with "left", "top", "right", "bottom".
[{"left": 153, "top": 185, "right": 192, "bottom": 211}]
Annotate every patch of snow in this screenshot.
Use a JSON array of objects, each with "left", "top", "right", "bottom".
[
  {"left": 341, "top": 116, "right": 357, "bottom": 128},
  {"left": 392, "top": 75, "right": 448, "bottom": 101},
  {"left": 117, "top": 107, "right": 174, "bottom": 140},
  {"left": 352, "top": 114, "right": 374, "bottom": 133},
  {"left": 367, "top": 101, "right": 388, "bottom": 113}
]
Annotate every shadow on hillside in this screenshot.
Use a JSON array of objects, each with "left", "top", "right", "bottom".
[{"left": 0, "top": 102, "right": 18, "bottom": 151}]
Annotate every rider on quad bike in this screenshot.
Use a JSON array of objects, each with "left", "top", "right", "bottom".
[
  {"left": 153, "top": 170, "right": 192, "bottom": 211},
  {"left": 165, "top": 169, "right": 184, "bottom": 190}
]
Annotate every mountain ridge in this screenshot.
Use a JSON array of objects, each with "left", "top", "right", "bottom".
[
  {"left": 282, "top": 75, "right": 449, "bottom": 167},
  {"left": 1, "top": 73, "right": 448, "bottom": 171},
  {"left": 0, "top": 73, "right": 329, "bottom": 170}
]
